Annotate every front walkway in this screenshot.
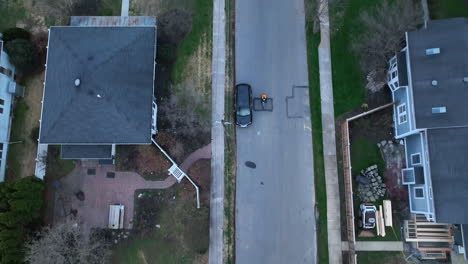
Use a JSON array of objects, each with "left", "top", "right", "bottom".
[
  {"left": 342, "top": 241, "right": 404, "bottom": 251},
  {"left": 318, "top": 1, "right": 343, "bottom": 264}
]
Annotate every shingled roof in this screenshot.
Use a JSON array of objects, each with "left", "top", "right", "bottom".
[
  {"left": 408, "top": 18, "right": 468, "bottom": 129},
  {"left": 39, "top": 26, "right": 156, "bottom": 144}
]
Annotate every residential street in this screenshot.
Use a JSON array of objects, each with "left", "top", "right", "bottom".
[{"left": 235, "top": 0, "right": 316, "bottom": 263}]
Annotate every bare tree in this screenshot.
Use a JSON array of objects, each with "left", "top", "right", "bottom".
[
  {"left": 35, "top": 0, "right": 82, "bottom": 25},
  {"left": 25, "top": 219, "right": 110, "bottom": 264},
  {"left": 305, "top": 0, "right": 343, "bottom": 33},
  {"left": 352, "top": 0, "right": 423, "bottom": 77}
]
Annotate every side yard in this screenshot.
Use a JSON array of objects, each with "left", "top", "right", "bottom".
[
  {"left": 111, "top": 1, "right": 213, "bottom": 263},
  {"left": 6, "top": 75, "right": 44, "bottom": 180},
  {"left": 427, "top": 0, "right": 468, "bottom": 19},
  {"left": 329, "top": 0, "right": 417, "bottom": 262}
]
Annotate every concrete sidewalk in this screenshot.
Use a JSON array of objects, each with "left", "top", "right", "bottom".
[
  {"left": 318, "top": 1, "right": 343, "bottom": 264},
  {"left": 342, "top": 241, "right": 404, "bottom": 251},
  {"left": 209, "top": 0, "right": 226, "bottom": 262}
]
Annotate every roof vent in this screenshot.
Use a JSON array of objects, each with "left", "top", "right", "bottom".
[
  {"left": 431, "top": 80, "right": 438, "bottom": 86},
  {"left": 74, "top": 78, "right": 81, "bottom": 87},
  {"left": 425, "top": 48, "right": 440, "bottom": 56},
  {"left": 463, "top": 77, "right": 468, "bottom": 83},
  {"left": 97, "top": 94, "right": 102, "bottom": 98},
  {"left": 432, "top": 106, "right": 446, "bottom": 114}
]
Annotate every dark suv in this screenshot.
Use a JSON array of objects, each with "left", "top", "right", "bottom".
[{"left": 235, "top": 83, "right": 253, "bottom": 127}]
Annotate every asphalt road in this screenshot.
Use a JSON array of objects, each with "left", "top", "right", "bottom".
[{"left": 235, "top": 0, "right": 316, "bottom": 263}]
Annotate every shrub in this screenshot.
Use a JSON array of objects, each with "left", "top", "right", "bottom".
[
  {"left": 0, "top": 176, "right": 44, "bottom": 263},
  {"left": 4, "top": 39, "right": 39, "bottom": 74},
  {"left": 1, "top": 27, "right": 31, "bottom": 43}
]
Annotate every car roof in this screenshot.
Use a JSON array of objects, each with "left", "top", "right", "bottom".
[{"left": 236, "top": 84, "right": 250, "bottom": 106}]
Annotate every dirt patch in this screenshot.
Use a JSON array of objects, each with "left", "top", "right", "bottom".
[
  {"left": 349, "top": 107, "right": 394, "bottom": 145},
  {"left": 20, "top": 75, "right": 43, "bottom": 176},
  {"left": 116, "top": 144, "right": 172, "bottom": 180},
  {"left": 182, "top": 159, "right": 211, "bottom": 204},
  {"left": 384, "top": 166, "right": 408, "bottom": 208}
]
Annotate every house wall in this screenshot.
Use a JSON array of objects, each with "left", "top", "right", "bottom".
[
  {"left": 393, "top": 87, "right": 411, "bottom": 137},
  {"left": 0, "top": 44, "right": 16, "bottom": 182},
  {"left": 405, "top": 132, "right": 434, "bottom": 217}
]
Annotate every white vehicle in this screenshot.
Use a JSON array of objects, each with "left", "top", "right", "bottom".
[
  {"left": 359, "top": 204, "right": 377, "bottom": 229},
  {"left": 108, "top": 204, "right": 125, "bottom": 229}
]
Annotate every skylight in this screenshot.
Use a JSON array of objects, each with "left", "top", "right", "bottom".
[
  {"left": 425, "top": 48, "right": 440, "bottom": 55},
  {"left": 432, "top": 106, "right": 447, "bottom": 114}
]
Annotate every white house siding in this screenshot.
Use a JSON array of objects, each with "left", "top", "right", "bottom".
[{"left": 0, "top": 45, "right": 16, "bottom": 181}]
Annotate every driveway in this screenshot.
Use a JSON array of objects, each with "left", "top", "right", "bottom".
[{"left": 235, "top": 0, "right": 316, "bottom": 263}]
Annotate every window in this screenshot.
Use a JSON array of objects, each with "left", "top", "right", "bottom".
[
  {"left": 402, "top": 168, "right": 415, "bottom": 185},
  {"left": 0, "top": 108, "right": 4, "bottom": 114},
  {"left": 397, "top": 103, "right": 407, "bottom": 124},
  {"left": 0, "top": 99, "right": 4, "bottom": 105},
  {"left": 391, "top": 71, "right": 397, "bottom": 79},
  {"left": 389, "top": 57, "right": 397, "bottom": 70},
  {"left": 432, "top": 106, "right": 446, "bottom": 114},
  {"left": 0, "top": 67, "right": 12, "bottom": 77},
  {"left": 411, "top": 153, "right": 421, "bottom": 165},
  {"left": 414, "top": 187, "right": 424, "bottom": 199}
]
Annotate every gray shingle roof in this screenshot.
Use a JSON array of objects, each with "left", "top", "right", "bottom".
[
  {"left": 427, "top": 127, "right": 468, "bottom": 224},
  {"left": 407, "top": 18, "right": 468, "bottom": 129},
  {"left": 61, "top": 145, "right": 112, "bottom": 159},
  {"left": 39, "top": 26, "right": 156, "bottom": 144}
]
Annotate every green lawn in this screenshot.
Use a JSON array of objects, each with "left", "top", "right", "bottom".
[
  {"left": 351, "top": 138, "right": 402, "bottom": 242},
  {"left": 172, "top": 0, "right": 213, "bottom": 84},
  {"left": 305, "top": 6, "right": 328, "bottom": 263},
  {"left": 98, "top": 0, "right": 122, "bottom": 16},
  {"left": 111, "top": 192, "right": 209, "bottom": 264},
  {"left": 428, "top": 0, "right": 468, "bottom": 19},
  {"left": 350, "top": 138, "right": 385, "bottom": 176},
  {"left": 112, "top": 235, "right": 193, "bottom": 264},
  {"left": 357, "top": 251, "right": 405, "bottom": 264},
  {"left": 330, "top": 0, "right": 382, "bottom": 116},
  {"left": 0, "top": 0, "right": 25, "bottom": 32},
  {"left": 357, "top": 222, "right": 402, "bottom": 241}
]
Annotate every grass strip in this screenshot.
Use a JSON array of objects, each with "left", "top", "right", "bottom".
[
  {"left": 305, "top": 18, "right": 329, "bottom": 264},
  {"left": 172, "top": 0, "right": 214, "bottom": 84}
]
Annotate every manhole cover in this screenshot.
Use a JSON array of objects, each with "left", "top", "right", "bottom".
[
  {"left": 107, "top": 172, "right": 115, "bottom": 178},
  {"left": 245, "top": 161, "right": 256, "bottom": 168}
]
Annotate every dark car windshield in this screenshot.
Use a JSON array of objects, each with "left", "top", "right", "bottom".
[{"left": 237, "top": 107, "right": 251, "bottom": 117}]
